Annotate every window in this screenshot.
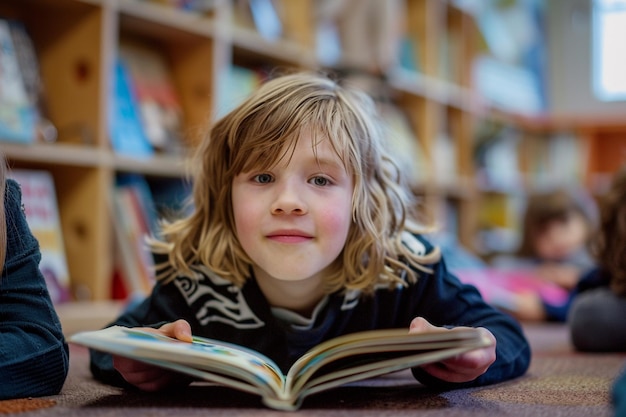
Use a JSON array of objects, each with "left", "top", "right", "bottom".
[{"left": 593, "top": 0, "right": 626, "bottom": 101}]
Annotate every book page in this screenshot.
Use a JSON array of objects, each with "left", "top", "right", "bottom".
[
  {"left": 70, "top": 326, "right": 284, "bottom": 393},
  {"left": 294, "top": 336, "right": 491, "bottom": 395},
  {"left": 286, "top": 328, "right": 488, "bottom": 392}
]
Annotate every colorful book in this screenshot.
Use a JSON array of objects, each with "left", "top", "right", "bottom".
[
  {"left": 109, "top": 58, "right": 154, "bottom": 157},
  {"left": 9, "top": 169, "right": 71, "bottom": 303},
  {"left": 0, "top": 19, "right": 37, "bottom": 143},
  {"left": 70, "top": 325, "right": 491, "bottom": 411},
  {"left": 398, "top": 36, "right": 420, "bottom": 73},
  {"left": 248, "top": 0, "right": 282, "bottom": 41},
  {"left": 117, "top": 174, "right": 160, "bottom": 235},
  {"left": 118, "top": 39, "right": 184, "bottom": 154},
  {"left": 216, "top": 65, "right": 262, "bottom": 118},
  {"left": 110, "top": 182, "right": 156, "bottom": 297}
]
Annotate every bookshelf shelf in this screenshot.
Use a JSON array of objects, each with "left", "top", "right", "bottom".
[
  {"left": 231, "top": 30, "right": 315, "bottom": 69},
  {"left": 117, "top": 0, "right": 218, "bottom": 40},
  {"left": 111, "top": 153, "right": 188, "bottom": 178},
  {"left": 389, "top": 68, "right": 482, "bottom": 113},
  {"left": 3, "top": 143, "right": 107, "bottom": 168}
]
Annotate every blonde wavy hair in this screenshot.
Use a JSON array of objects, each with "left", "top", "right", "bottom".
[{"left": 151, "top": 71, "right": 439, "bottom": 294}]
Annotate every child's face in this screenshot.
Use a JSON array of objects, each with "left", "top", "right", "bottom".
[
  {"left": 231, "top": 130, "right": 354, "bottom": 287},
  {"left": 534, "top": 212, "right": 589, "bottom": 261}
]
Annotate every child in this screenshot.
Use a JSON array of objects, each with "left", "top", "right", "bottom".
[
  {"left": 495, "top": 188, "right": 597, "bottom": 321},
  {"left": 90, "top": 72, "right": 530, "bottom": 394},
  {"left": 0, "top": 154, "right": 69, "bottom": 398},
  {"left": 569, "top": 165, "right": 626, "bottom": 352}
]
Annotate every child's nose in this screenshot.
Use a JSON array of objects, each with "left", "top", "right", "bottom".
[{"left": 270, "top": 182, "right": 307, "bottom": 215}]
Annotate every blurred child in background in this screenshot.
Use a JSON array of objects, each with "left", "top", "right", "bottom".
[
  {"left": 569, "top": 165, "right": 626, "bottom": 352},
  {"left": 492, "top": 187, "right": 597, "bottom": 322}
]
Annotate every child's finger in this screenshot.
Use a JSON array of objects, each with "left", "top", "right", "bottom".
[
  {"left": 158, "top": 320, "right": 193, "bottom": 342},
  {"left": 409, "top": 317, "right": 438, "bottom": 332}
]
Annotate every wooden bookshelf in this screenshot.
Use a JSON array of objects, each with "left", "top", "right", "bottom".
[{"left": 390, "top": 0, "right": 480, "bottom": 249}]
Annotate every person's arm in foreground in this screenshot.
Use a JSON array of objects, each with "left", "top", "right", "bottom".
[{"left": 0, "top": 180, "right": 69, "bottom": 399}]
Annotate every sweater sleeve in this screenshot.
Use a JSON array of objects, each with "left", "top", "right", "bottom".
[
  {"left": 0, "top": 180, "right": 69, "bottom": 399},
  {"left": 409, "top": 240, "right": 531, "bottom": 388}
]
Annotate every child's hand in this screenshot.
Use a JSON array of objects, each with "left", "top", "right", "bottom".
[
  {"left": 409, "top": 317, "right": 496, "bottom": 383},
  {"left": 113, "top": 319, "right": 194, "bottom": 391}
]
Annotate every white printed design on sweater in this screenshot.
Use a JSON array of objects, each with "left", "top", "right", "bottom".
[{"left": 174, "top": 266, "right": 265, "bottom": 329}]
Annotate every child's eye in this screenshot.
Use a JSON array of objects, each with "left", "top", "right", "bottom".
[
  {"left": 253, "top": 173, "right": 273, "bottom": 184},
  {"left": 310, "top": 176, "right": 330, "bottom": 186}
]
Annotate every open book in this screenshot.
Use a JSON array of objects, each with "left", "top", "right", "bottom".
[{"left": 70, "top": 325, "right": 491, "bottom": 410}]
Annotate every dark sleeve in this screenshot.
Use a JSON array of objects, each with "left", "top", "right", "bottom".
[
  {"left": 542, "top": 297, "right": 573, "bottom": 322},
  {"left": 0, "top": 180, "right": 69, "bottom": 399},
  {"left": 542, "top": 267, "right": 608, "bottom": 322},
  {"left": 575, "top": 267, "right": 609, "bottom": 293},
  {"left": 409, "top": 245, "right": 531, "bottom": 389},
  {"left": 89, "top": 278, "right": 195, "bottom": 387}
]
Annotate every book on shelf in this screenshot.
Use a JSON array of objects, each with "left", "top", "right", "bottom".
[
  {"left": 398, "top": 35, "right": 420, "bottom": 73},
  {"left": 474, "top": 124, "right": 522, "bottom": 190},
  {"left": 473, "top": 1, "right": 547, "bottom": 113},
  {"left": 0, "top": 19, "right": 38, "bottom": 143},
  {"left": 109, "top": 58, "right": 154, "bottom": 157},
  {"left": 432, "top": 132, "right": 458, "bottom": 187},
  {"left": 216, "top": 65, "right": 263, "bottom": 118},
  {"left": 525, "top": 131, "right": 587, "bottom": 189},
  {"left": 475, "top": 190, "right": 522, "bottom": 255},
  {"left": 118, "top": 39, "right": 185, "bottom": 155},
  {"left": 248, "top": 0, "right": 282, "bottom": 41},
  {"left": 473, "top": 55, "right": 543, "bottom": 115},
  {"left": 110, "top": 176, "right": 159, "bottom": 297},
  {"left": 110, "top": 174, "right": 192, "bottom": 299},
  {"left": 8, "top": 20, "right": 58, "bottom": 144},
  {"left": 233, "top": 0, "right": 281, "bottom": 39},
  {"left": 477, "top": 191, "right": 522, "bottom": 235},
  {"left": 70, "top": 325, "right": 491, "bottom": 411},
  {"left": 117, "top": 174, "right": 160, "bottom": 235},
  {"left": 315, "top": 18, "right": 342, "bottom": 67},
  {"left": 9, "top": 169, "right": 72, "bottom": 304}
]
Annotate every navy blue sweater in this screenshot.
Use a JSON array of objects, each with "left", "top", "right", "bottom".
[
  {"left": 0, "top": 179, "right": 69, "bottom": 399},
  {"left": 91, "top": 235, "right": 530, "bottom": 390}
]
